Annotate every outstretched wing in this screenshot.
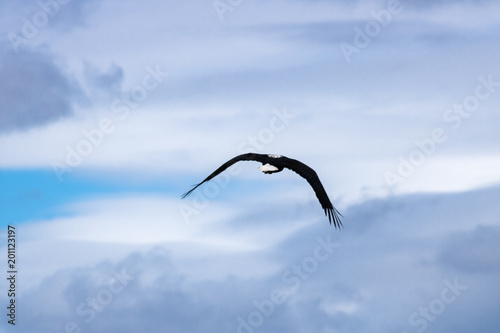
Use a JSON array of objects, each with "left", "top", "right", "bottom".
[
  {"left": 181, "top": 153, "right": 267, "bottom": 199},
  {"left": 280, "top": 157, "right": 343, "bottom": 228}
]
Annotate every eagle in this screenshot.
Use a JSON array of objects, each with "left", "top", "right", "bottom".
[{"left": 181, "top": 153, "right": 342, "bottom": 228}]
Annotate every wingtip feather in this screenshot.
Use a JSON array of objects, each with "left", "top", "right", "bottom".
[
  {"left": 325, "top": 207, "right": 343, "bottom": 229},
  {"left": 180, "top": 186, "right": 197, "bottom": 199}
]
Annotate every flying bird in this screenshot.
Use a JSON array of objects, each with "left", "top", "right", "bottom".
[{"left": 181, "top": 153, "right": 342, "bottom": 228}]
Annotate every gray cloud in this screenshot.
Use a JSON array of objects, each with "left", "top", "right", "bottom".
[
  {"left": 44, "top": 0, "right": 101, "bottom": 32},
  {"left": 0, "top": 45, "right": 84, "bottom": 133},
  {"left": 14, "top": 186, "right": 500, "bottom": 332},
  {"left": 439, "top": 224, "right": 500, "bottom": 273},
  {"left": 83, "top": 62, "right": 124, "bottom": 103},
  {"left": 3, "top": 0, "right": 101, "bottom": 34}
]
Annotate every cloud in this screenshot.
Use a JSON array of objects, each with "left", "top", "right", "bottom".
[
  {"left": 438, "top": 224, "right": 500, "bottom": 273},
  {"left": 82, "top": 62, "right": 124, "bottom": 103},
  {"left": 2, "top": 0, "right": 101, "bottom": 35},
  {"left": 0, "top": 45, "right": 84, "bottom": 133},
  {"left": 7, "top": 185, "right": 500, "bottom": 332},
  {"left": 43, "top": 0, "right": 101, "bottom": 32},
  {"left": 2, "top": 0, "right": 500, "bottom": 331}
]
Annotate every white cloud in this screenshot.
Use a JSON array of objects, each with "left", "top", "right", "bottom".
[{"left": 16, "top": 192, "right": 312, "bottom": 287}]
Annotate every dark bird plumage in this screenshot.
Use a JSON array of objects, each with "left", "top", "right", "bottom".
[{"left": 181, "top": 153, "right": 342, "bottom": 228}]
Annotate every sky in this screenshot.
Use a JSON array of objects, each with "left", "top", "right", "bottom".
[{"left": 1, "top": 0, "right": 500, "bottom": 332}]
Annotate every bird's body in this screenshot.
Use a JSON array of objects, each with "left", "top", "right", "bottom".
[{"left": 181, "top": 153, "right": 342, "bottom": 228}]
